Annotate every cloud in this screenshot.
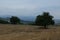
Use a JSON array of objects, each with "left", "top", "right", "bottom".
[{"left": 0, "top": 0, "right": 60, "bottom": 19}]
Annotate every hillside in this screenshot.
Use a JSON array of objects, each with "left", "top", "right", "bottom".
[{"left": 0, "top": 15, "right": 60, "bottom": 25}]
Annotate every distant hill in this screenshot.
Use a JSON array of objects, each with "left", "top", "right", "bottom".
[
  {"left": 21, "top": 20, "right": 34, "bottom": 24},
  {"left": 19, "top": 16, "right": 36, "bottom": 21},
  {"left": 54, "top": 19, "right": 60, "bottom": 25},
  {"left": 0, "top": 15, "right": 60, "bottom": 25},
  {"left": 0, "top": 15, "right": 35, "bottom": 24}
]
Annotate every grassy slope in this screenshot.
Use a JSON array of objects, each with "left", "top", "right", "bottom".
[{"left": 0, "top": 24, "right": 60, "bottom": 40}]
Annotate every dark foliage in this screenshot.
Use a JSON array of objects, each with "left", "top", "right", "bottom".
[
  {"left": 10, "top": 16, "right": 20, "bottom": 24},
  {"left": 0, "top": 20, "right": 9, "bottom": 24},
  {"left": 35, "top": 12, "right": 55, "bottom": 29}
]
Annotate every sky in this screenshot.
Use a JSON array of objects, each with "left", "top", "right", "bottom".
[{"left": 0, "top": 0, "right": 60, "bottom": 19}]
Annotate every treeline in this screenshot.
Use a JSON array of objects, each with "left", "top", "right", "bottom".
[
  {"left": 0, "top": 12, "right": 55, "bottom": 29},
  {"left": 0, "top": 16, "right": 21, "bottom": 24}
]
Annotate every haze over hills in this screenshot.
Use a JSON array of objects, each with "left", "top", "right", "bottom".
[
  {"left": 0, "top": 15, "right": 35, "bottom": 21},
  {"left": 0, "top": 15, "right": 60, "bottom": 25},
  {"left": 0, "top": 15, "right": 35, "bottom": 24}
]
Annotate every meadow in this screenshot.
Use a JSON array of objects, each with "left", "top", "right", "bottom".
[{"left": 0, "top": 24, "right": 60, "bottom": 40}]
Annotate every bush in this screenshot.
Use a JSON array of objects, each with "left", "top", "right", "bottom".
[{"left": 0, "top": 20, "right": 9, "bottom": 24}]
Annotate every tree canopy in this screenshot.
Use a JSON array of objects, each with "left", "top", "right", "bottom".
[
  {"left": 10, "top": 16, "right": 20, "bottom": 24},
  {"left": 35, "top": 12, "right": 55, "bottom": 29}
]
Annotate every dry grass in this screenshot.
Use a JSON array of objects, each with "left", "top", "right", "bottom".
[{"left": 0, "top": 24, "right": 60, "bottom": 40}]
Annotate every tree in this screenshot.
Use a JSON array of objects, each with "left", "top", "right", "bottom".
[
  {"left": 35, "top": 12, "right": 55, "bottom": 29},
  {"left": 10, "top": 16, "right": 20, "bottom": 24}
]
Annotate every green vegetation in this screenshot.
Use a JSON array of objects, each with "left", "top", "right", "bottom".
[
  {"left": 0, "top": 20, "right": 9, "bottom": 24},
  {"left": 0, "top": 12, "right": 55, "bottom": 29},
  {"left": 35, "top": 12, "right": 55, "bottom": 29},
  {"left": 10, "top": 16, "right": 21, "bottom": 24}
]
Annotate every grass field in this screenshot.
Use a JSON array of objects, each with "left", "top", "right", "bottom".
[{"left": 0, "top": 24, "right": 60, "bottom": 40}]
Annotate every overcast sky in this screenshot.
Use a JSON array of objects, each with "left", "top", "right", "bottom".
[{"left": 0, "top": 0, "right": 60, "bottom": 19}]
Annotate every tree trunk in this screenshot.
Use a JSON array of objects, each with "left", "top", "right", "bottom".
[{"left": 44, "top": 25, "right": 47, "bottom": 29}]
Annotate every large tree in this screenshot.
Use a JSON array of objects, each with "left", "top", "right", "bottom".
[
  {"left": 35, "top": 12, "right": 55, "bottom": 29},
  {"left": 10, "top": 16, "right": 20, "bottom": 24}
]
